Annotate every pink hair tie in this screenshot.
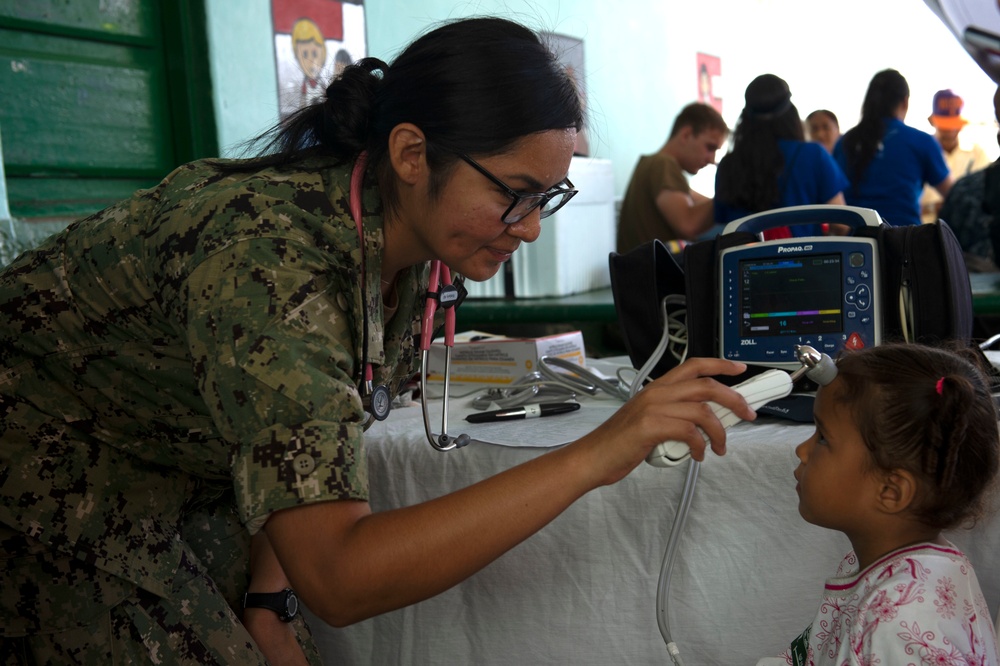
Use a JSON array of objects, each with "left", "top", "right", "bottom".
[{"left": 935, "top": 377, "right": 945, "bottom": 395}]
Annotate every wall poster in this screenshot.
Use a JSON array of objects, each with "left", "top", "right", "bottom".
[
  {"left": 697, "top": 52, "right": 722, "bottom": 114},
  {"left": 271, "top": 0, "right": 367, "bottom": 119}
]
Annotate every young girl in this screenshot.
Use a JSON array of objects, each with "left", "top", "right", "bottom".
[{"left": 760, "top": 343, "right": 1000, "bottom": 665}]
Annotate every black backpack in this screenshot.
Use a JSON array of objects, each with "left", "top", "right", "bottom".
[{"left": 610, "top": 206, "right": 974, "bottom": 383}]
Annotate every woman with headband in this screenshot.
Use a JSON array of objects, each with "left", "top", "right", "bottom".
[{"left": 715, "top": 73, "right": 849, "bottom": 238}]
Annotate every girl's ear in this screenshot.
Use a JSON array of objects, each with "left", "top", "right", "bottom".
[
  {"left": 387, "top": 123, "right": 427, "bottom": 186},
  {"left": 875, "top": 469, "right": 918, "bottom": 515}
]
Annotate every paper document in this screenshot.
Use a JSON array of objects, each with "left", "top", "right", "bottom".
[{"left": 420, "top": 357, "right": 632, "bottom": 447}]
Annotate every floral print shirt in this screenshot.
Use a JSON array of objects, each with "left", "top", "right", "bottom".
[{"left": 766, "top": 542, "right": 998, "bottom": 665}]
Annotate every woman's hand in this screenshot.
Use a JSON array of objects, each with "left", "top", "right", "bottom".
[{"left": 572, "top": 357, "right": 754, "bottom": 487}]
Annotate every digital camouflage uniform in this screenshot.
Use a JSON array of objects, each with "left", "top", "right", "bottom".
[
  {"left": 938, "top": 163, "right": 1000, "bottom": 268},
  {"left": 0, "top": 157, "right": 425, "bottom": 664}
]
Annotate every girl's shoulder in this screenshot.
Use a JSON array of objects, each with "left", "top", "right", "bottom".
[
  {"left": 869, "top": 541, "right": 969, "bottom": 576},
  {"left": 827, "top": 542, "right": 971, "bottom": 593}
]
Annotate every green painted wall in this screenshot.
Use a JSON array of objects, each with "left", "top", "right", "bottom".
[{"left": 205, "top": 1, "right": 278, "bottom": 156}]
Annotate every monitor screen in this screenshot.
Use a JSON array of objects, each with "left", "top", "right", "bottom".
[{"left": 738, "top": 254, "right": 843, "bottom": 338}]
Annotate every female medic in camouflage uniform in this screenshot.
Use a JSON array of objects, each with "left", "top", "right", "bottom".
[{"left": 0, "top": 16, "right": 754, "bottom": 664}]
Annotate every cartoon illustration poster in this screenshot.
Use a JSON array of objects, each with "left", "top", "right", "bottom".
[
  {"left": 697, "top": 52, "right": 722, "bottom": 114},
  {"left": 272, "top": 0, "right": 366, "bottom": 119}
]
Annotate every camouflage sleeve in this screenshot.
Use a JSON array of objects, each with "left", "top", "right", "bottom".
[{"left": 183, "top": 223, "right": 369, "bottom": 534}]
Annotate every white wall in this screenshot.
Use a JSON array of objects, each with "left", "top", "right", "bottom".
[{"left": 204, "top": 0, "right": 999, "bottom": 198}]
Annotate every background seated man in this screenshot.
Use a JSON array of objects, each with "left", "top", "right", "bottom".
[{"left": 616, "top": 102, "right": 728, "bottom": 253}]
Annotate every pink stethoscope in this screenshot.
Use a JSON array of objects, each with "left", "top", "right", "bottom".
[{"left": 350, "top": 154, "right": 470, "bottom": 451}]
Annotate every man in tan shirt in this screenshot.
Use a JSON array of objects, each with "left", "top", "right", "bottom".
[{"left": 616, "top": 103, "right": 729, "bottom": 253}]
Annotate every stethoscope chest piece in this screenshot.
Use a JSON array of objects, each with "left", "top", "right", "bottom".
[{"left": 363, "top": 380, "right": 392, "bottom": 421}]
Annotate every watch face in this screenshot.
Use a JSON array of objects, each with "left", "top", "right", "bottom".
[{"left": 285, "top": 589, "right": 299, "bottom": 620}]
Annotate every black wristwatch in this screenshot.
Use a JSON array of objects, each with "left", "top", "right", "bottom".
[{"left": 243, "top": 587, "right": 299, "bottom": 622}]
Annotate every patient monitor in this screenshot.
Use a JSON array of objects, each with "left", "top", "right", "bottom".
[{"left": 718, "top": 207, "right": 883, "bottom": 371}]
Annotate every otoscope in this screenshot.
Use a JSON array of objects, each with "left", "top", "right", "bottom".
[{"left": 652, "top": 344, "right": 837, "bottom": 666}]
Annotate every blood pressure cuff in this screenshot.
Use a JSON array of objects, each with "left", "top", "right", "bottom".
[
  {"left": 608, "top": 239, "right": 686, "bottom": 380},
  {"left": 609, "top": 220, "right": 973, "bottom": 382}
]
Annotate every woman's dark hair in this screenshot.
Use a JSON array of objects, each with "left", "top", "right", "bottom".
[
  {"left": 841, "top": 69, "right": 909, "bottom": 191},
  {"left": 831, "top": 343, "right": 999, "bottom": 530},
  {"left": 805, "top": 109, "right": 838, "bottom": 128},
  {"left": 232, "top": 17, "right": 583, "bottom": 217},
  {"left": 715, "top": 74, "right": 804, "bottom": 213}
]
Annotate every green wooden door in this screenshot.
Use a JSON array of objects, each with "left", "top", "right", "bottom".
[{"left": 0, "top": 0, "right": 216, "bottom": 221}]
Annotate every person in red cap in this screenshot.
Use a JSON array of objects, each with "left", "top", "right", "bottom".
[{"left": 920, "top": 89, "right": 991, "bottom": 223}]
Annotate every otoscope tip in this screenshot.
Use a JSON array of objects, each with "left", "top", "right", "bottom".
[{"left": 794, "top": 344, "right": 838, "bottom": 387}]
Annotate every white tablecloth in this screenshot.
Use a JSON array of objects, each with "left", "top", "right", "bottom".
[{"left": 305, "top": 389, "right": 1000, "bottom": 665}]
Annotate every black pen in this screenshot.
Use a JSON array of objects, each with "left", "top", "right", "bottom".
[{"left": 465, "top": 401, "right": 581, "bottom": 423}]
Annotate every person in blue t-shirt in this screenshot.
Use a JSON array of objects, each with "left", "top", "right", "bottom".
[
  {"left": 834, "top": 69, "right": 952, "bottom": 227},
  {"left": 714, "top": 74, "right": 848, "bottom": 239}
]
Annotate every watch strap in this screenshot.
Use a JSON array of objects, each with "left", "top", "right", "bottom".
[{"left": 243, "top": 587, "right": 298, "bottom": 622}]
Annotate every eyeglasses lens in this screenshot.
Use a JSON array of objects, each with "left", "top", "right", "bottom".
[
  {"left": 539, "top": 191, "right": 575, "bottom": 218},
  {"left": 505, "top": 188, "right": 577, "bottom": 224}
]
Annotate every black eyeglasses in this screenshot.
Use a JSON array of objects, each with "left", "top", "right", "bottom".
[{"left": 459, "top": 154, "right": 577, "bottom": 224}]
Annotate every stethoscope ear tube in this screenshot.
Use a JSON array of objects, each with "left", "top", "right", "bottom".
[
  {"left": 351, "top": 153, "right": 468, "bottom": 449},
  {"left": 351, "top": 153, "right": 393, "bottom": 426},
  {"left": 421, "top": 348, "right": 471, "bottom": 451},
  {"left": 418, "top": 260, "right": 471, "bottom": 451}
]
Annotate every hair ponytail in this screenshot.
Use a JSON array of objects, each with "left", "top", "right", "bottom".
[
  {"left": 926, "top": 374, "right": 971, "bottom": 490},
  {"left": 233, "top": 57, "right": 386, "bottom": 168},
  {"left": 842, "top": 69, "right": 909, "bottom": 191},
  {"left": 319, "top": 57, "right": 387, "bottom": 157}
]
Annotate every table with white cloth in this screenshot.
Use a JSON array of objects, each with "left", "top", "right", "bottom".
[{"left": 304, "top": 361, "right": 1000, "bottom": 666}]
